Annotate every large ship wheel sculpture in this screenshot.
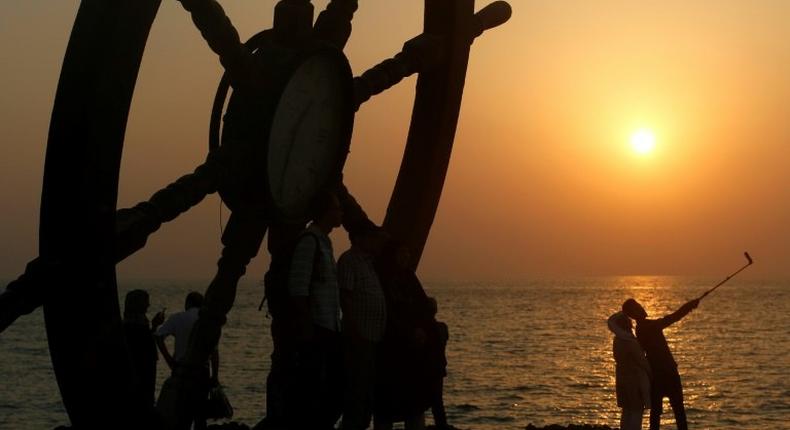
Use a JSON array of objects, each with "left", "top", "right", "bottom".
[{"left": 0, "top": 0, "right": 510, "bottom": 428}]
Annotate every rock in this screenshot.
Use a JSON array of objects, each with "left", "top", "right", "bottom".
[
  {"left": 525, "top": 424, "right": 617, "bottom": 430},
  {"left": 207, "top": 422, "right": 251, "bottom": 430}
]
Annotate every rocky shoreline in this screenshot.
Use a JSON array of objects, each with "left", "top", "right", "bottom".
[
  {"left": 524, "top": 425, "right": 616, "bottom": 430},
  {"left": 426, "top": 425, "right": 616, "bottom": 430},
  {"left": 62, "top": 424, "right": 619, "bottom": 430},
  {"left": 204, "top": 424, "right": 618, "bottom": 430},
  {"left": 433, "top": 424, "right": 616, "bottom": 430},
  {"left": 202, "top": 422, "right": 618, "bottom": 430}
]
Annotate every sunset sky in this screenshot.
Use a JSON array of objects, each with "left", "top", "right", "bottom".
[{"left": 1, "top": 1, "right": 788, "bottom": 281}]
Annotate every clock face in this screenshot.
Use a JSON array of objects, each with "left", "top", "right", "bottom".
[{"left": 268, "top": 49, "right": 354, "bottom": 223}]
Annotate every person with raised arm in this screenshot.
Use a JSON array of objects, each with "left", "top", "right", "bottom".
[{"left": 622, "top": 298, "right": 700, "bottom": 430}]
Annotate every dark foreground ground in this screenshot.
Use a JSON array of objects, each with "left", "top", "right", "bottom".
[
  {"left": 203, "top": 424, "right": 616, "bottom": 430},
  {"left": 523, "top": 425, "right": 615, "bottom": 430},
  {"left": 431, "top": 425, "right": 616, "bottom": 430}
]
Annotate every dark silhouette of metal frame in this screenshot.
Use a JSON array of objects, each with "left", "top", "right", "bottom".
[{"left": 0, "top": 0, "right": 511, "bottom": 428}]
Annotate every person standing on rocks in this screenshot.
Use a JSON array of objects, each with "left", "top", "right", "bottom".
[
  {"left": 155, "top": 291, "right": 220, "bottom": 430},
  {"left": 123, "top": 289, "right": 166, "bottom": 408},
  {"left": 607, "top": 311, "right": 651, "bottom": 430},
  {"left": 286, "top": 191, "right": 345, "bottom": 430},
  {"left": 623, "top": 298, "right": 699, "bottom": 430},
  {"left": 338, "top": 225, "right": 389, "bottom": 430}
]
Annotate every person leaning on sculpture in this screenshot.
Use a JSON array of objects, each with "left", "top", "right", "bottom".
[
  {"left": 337, "top": 224, "right": 389, "bottom": 430},
  {"left": 123, "top": 289, "right": 166, "bottom": 409},
  {"left": 285, "top": 191, "right": 345, "bottom": 430},
  {"left": 607, "top": 311, "right": 651, "bottom": 430},
  {"left": 623, "top": 298, "right": 700, "bottom": 430},
  {"left": 155, "top": 292, "right": 220, "bottom": 430},
  {"left": 373, "top": 241, "right": 435, "bottom": 430}
]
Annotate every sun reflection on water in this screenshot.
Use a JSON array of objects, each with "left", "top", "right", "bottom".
[
  {"left": 430, "top": 276, "right": 788, "bottom": 429},
  {"left": 0, "top": 277, "right": 787, "bottom": 429}
]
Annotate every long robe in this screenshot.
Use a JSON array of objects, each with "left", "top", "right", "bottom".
[{"left": 608, "top": 312, "right": 651, "bottom": 410}]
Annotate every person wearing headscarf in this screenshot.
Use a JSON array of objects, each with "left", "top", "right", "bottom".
[{"left": 608, "top": 311, "right": 651, "bottom": 430}]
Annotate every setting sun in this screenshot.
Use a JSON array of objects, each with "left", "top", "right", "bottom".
[
  {"left": 630, "top": 129, "right": 656, "bottom": 155},
  {"left": 4, "top": 3, "right": 790, "bottom": 430}
]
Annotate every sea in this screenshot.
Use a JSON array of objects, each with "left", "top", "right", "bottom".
[{"left": 1, "top": 277, "right": 788, "bottom": 429}]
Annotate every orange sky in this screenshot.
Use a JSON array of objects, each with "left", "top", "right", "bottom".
[{"left": 1, "top": 1, "right": 788, "bottom": 281}]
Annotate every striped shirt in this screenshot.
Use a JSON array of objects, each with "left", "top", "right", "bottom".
[
  {"left": 338, "top": 247, "right": 387, "bottom": 341},
  {"left": 288, "top": 223, "right": 340, "bottom": 332}
]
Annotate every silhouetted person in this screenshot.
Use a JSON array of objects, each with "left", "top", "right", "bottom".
[
  {"left": 338, "top": 225, "right": 389, "bottom": 430},
  {"left": 623, "top": 298, "right": 700, "bottom": 430},
  {"left": 607, "top": 311, "right": 651, "bottom": 430},
  {"left": 374, "top": 242, "right": 433, "bottom": 430},
  {"left": 286, "top": 192, "right": 345, "bottom": 430},
  {"left": 155, "top": 292, "right": 220, "bottom": 430},
  {"left": 123, "top": 289, "right": 165, "bottom": 408},
  {"left": 425, "top": 297, "right": 450, "bottom": 430},
  {"left": 258, "top": 186, "right": 374, "bottom": 430}
]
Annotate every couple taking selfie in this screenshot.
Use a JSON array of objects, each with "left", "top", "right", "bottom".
[{"left": 607, "top": 297, "right": 700, "bottom": 430}]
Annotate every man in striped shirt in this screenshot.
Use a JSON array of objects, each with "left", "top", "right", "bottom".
[
  {"left": 338, "top": 225, "right": 389, "bottom": 430},
  {"left": 286, "top": 191, "right": 344, "bottom": 430}
]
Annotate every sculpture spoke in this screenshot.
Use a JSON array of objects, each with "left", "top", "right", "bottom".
[{"left": 353, "top": 2, "right": 512, "bottom": 110}]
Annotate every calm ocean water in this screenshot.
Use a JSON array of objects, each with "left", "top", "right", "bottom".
[{"left": 1, "top": 277, "right": 788, "bottom": 429}]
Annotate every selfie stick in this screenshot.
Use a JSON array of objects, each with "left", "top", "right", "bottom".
[{"left": 697, "top": 252, "right": 753, "bottom": 300}]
